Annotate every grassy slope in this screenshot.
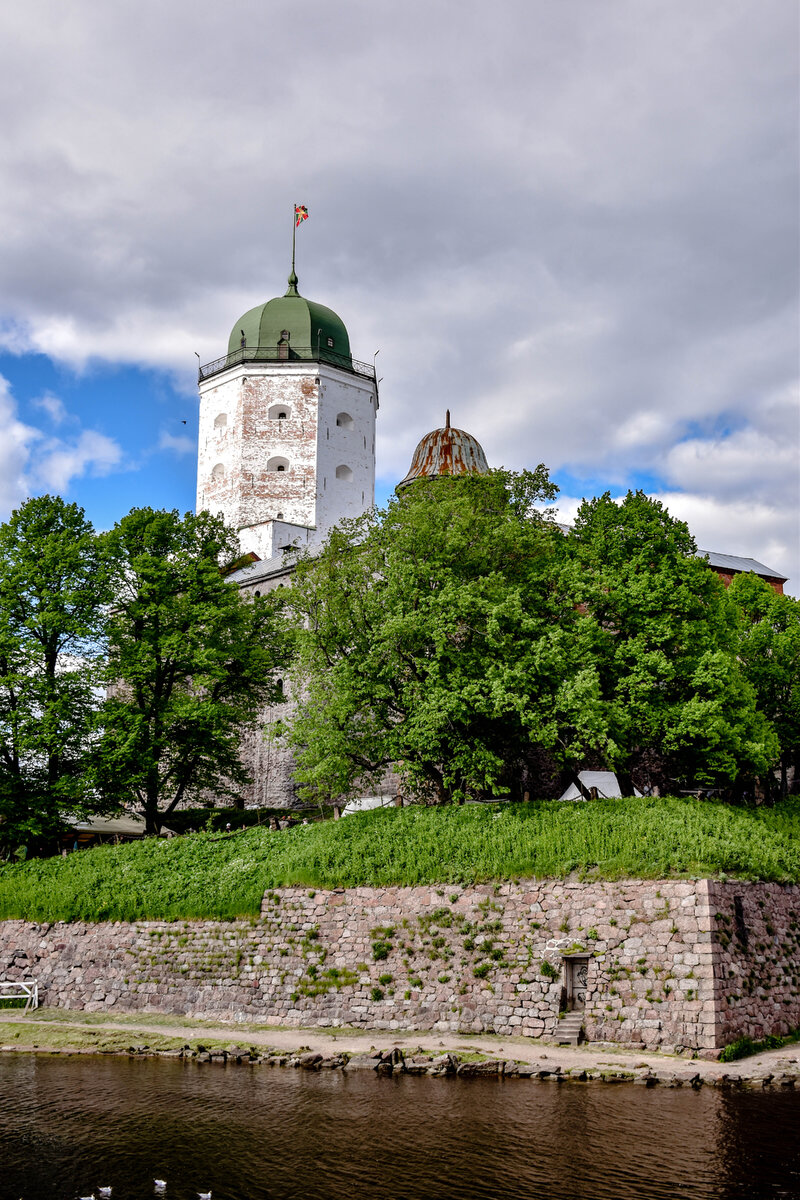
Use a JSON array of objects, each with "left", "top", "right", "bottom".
[{"left": 1, "top": 796, "right": 799, "bottom": 923}]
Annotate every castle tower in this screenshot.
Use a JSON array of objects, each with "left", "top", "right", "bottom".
[{"left": 197, "top": 268, "right": 378, "bottom": 561}]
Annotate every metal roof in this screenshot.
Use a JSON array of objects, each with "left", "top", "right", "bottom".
[
  {"left": 699, "top": 550, "right": 787, "bottom": 581},
  {"left": 555, "top": 523, "right": 786, "bottom": 581},
  {"left": 227, "top": 555, "right": 298, "bottom": 586},
  {"left": 398, "top": 412, "right": 490, "bottom": 488},
  {"left": 226, "top": 271, "right": 351, "bottom": 361}
]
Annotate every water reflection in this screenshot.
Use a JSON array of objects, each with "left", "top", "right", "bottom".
[{"left": 0, "top": 1054, "right": 798, "bottom": 1200}]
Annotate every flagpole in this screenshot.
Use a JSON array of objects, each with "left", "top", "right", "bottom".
[{"left": 291, "top": 205, "right": 296, "bottom": 275}]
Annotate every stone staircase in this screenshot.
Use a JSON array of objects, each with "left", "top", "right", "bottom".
[{"left": 555, "top": 1012, "right": 585, "bottom": 1046}]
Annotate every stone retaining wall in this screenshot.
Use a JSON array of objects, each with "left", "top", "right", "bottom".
[
  {"left": 1, "top": 879, "right": 798, "bottom": 1052},
  {"left": 708, "top": 881, "right": 800, "bottom": 1045}
]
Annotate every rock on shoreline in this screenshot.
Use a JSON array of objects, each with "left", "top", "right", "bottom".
[{"left": 4, "top": 1039, "right": 797, "bottom": 1090}]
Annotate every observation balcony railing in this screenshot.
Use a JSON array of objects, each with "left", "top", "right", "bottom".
[{"left": 198, "top": 344, "right": 376, "bottom": 383}]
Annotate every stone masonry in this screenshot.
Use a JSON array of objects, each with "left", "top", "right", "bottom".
[{"left": 1, "top": 879, "right": 797, "bottom": 1052}]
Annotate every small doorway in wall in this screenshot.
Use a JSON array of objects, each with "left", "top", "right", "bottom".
[{"left": 562, "top": 954, "right": 591, "bottom": 1011}]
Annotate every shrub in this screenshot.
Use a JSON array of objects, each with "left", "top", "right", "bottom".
[{"left": 719, "top": 1028, "right": 800, "bottom": 1062}]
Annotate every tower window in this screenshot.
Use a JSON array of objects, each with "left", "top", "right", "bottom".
[
  {"left": 269, "top": 404, "right": 291, "bottom": 420},
  {"left": 214, "top": 412, "right": 227, "bottom": 429},
  {"left": 326, "top": 337, "right": 334, "bottom": 348},
  {"left": 277, "top": 464, "right": 285, "bottom": 471},
  {"left": 211, "top": 463, "right": 225, "bottom": 478},
  {"left": 336, "top": 411, "right": 354, "bottom": 430},
  {"left": 267, "top": 456, "right": 290, "bottom": 472},
  {"left": 276, "top": 512, "right": 284, "bottom": 519},
  {"left": 335, "top": 464, "right": 353, "bottom": 482}
]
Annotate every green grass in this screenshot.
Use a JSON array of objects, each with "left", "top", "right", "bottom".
[
  {"left": 1, "top": 796, "right": 799, "bottom": 923},
  {"left": 718, "top": 1027, "right": 800, "bottom": 1062}
]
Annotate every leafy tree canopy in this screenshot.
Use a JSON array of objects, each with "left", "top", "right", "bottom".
[
  {"left": 287, "top": 469, "right": 613, "bottom": 804},
  {"left": 0, "top": 495, "right": 107, "bottom": 855},
  {"left": 93, "top": 508, "right": 291, "bottom": 833},
  {"left": 728, "top": 573, "right": 800, "bottom": 795},
  {"left": 567, "top": 491, "right": 777, "bottom": 789}
]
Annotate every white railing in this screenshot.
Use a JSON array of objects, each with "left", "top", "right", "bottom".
[{"left": 0, "top": 980, "right": 38, "bottom": 1011}]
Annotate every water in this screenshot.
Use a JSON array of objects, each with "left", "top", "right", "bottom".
[{"left": 1, "top": 1054, "right": 798, "bottom": 1200}]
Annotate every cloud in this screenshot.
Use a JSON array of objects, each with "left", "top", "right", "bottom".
[
  {"left": 0, "top": 374, "right": 123, "bottom": 513},
  {"left": 656, "top": 491, "right": 797, "bottom": 591},
  {"left": 665, "top": 427, "right": 797, "bottom": 507},
  {"left": 158, "top": 429, "right": 195, "bottom": 457},
  {"left": 32, "top": 390, "right": 70, "bottom": 424},
  {"left": 33, "top": 430, "right": 122, "bottom": 493},
  {"left": 0, "top": 0, "right": 795, "bottom": 585},
  {"left": 0, "top": 376, "right": 38, "bottom": 512}
]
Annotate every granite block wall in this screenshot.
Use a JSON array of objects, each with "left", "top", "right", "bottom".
[
  {"left": 707, "top": 881, "right": 800, "bottom": 1045},
  {"left": 1, "top": 879, "right": 797, "bottom": 1052}
]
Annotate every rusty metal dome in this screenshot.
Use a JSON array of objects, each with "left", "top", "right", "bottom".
[{"left": 398, "top": 411, "right": 490, "bottom": 489}]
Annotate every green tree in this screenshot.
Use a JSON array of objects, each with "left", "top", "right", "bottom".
[
  {"left": 0, "top": 496, "right": 107, "bottom": 856},
  {"left": 287, "top": 469, "right": 612, "bottom": 805},
  {"left": 567, "top": 491, "right": 777, "bottom": 792},
  {"left": 728, "top": 573, "right": 800, "bottom": 796},
  {"left": 93, "top": 508, "right": 291, "bottom": 834}
]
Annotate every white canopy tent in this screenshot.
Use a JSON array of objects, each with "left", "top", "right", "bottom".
[
  {"left": 556, "top": 771, "right": 642, "bottom": 801},
  {"left": 65, "top": 813, "right": 176, "bottom": 838},
  {"left": 340, "top": 795, "right": 396, "bottom": 817}
]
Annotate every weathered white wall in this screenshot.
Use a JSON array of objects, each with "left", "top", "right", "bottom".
[
  {"left": 197, "top": 352, "right": 377, "bottom": 808},
  {"left": 197, "top": 361, "right": 376, "bottom": 562},
  {"left": 315, "top": 366, "right": 376, "bottom": 531}
]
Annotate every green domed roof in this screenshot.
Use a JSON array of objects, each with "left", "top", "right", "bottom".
[{"left": 227, "top": 272, "right": 351, "bottom": 361}]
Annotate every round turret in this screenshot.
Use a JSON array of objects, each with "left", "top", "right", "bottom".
[
  {"left": 398, "top": 412, "right": 490, "bottom": 488},
  {"left": 227, "top": 271, "right": 352, "bottom": 363}
]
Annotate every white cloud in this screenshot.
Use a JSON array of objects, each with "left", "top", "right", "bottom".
[
  {"left": 32, "top": 390, "right": 70, "bottom": 424},
  {"left": 0, "top": 0, "right": 794, "bottom": 589},
  {"left": 33, "top": 430, "right": 122, "bottom": 493},
  {"left": 0, "top": 374, "right": 123, "bottom": 513},
  {"left": 664, "top": 426, "right": 798, "bottom": 506},
  {"left": 0, "top": 376, "right": 39, "bottom": 512},
  {"left": 158, "top": 429, "right": 195, "bottom": 457},
  {"left": 614, "top": 411, "right": 675, "bottom": 451}
]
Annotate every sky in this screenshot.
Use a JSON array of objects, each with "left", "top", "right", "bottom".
[{"left": 0, "top": 0, "right": 797, "bottom": 591}]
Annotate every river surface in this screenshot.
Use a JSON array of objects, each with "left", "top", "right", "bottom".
[{"left": 0, "top": 1054, "right": 798, "bottom": 1200}]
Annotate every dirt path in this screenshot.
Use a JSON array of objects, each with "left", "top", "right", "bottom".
[{"left": 1, "top": 1011, "right": 797, "bottom": 1082}]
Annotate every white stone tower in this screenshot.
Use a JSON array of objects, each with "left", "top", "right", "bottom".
[{"left": 197, "top": 267, "right": 377, "bottom": 562}]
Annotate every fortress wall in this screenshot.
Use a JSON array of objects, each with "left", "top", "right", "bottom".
[
  {"left": 706, "top": 880, "right": 800, "bottom": 1046},
  {"left": 2, "top": 879, "right": 797, "bottom": 1053}
]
